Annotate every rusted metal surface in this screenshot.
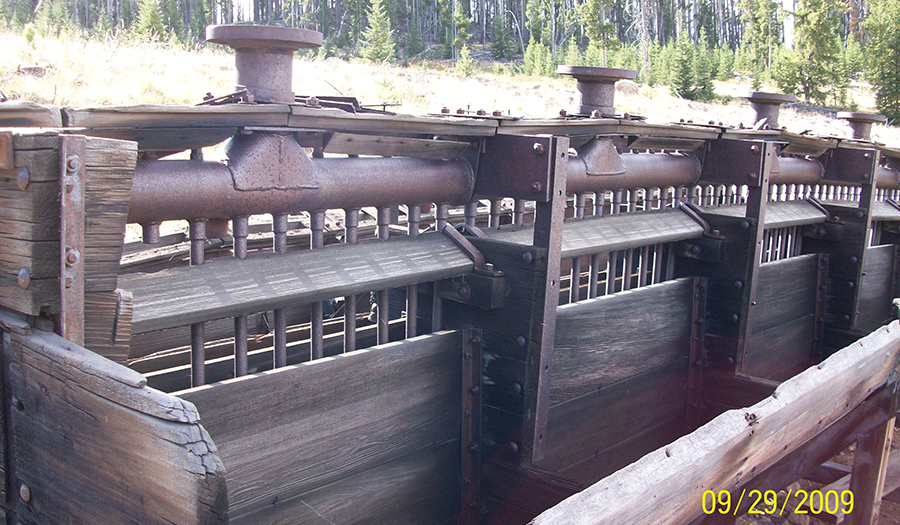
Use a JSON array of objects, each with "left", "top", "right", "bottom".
[
  {"left": 206, "top": 24, "right": 322, "bottom": 103},
  {"left": 769, "top": 156, "right": 825, "bottom": 185},
  {"left": 837, "top": 111, "right": 887, "bottom": 141},
  {"left": 225, "top": 132, "right": 318, "bottom": 190},
  {"left": 59, "top": 135, "right": 86, "bottom": 346},
  {"left": 128, "top": 156, "right": 474, "bottom": 224},
  {"left": 475, "top": 135, "right": 557, "bottom": 202},
  {"left": 745, "top": 91, "right": 796, "bottom": 129},
  {"left": 460, "top": 328, "right": 484, "bottom": 525},
  {"left": 189, "top": 218, "right": 206, "bottom": 386},
  {"left": 566, "top": 150, "right": 701, "bottom": 194},
  {"left": 556, "top": 66, "right": 638, "bottom": 116}
]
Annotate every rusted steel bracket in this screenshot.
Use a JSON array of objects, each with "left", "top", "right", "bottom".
[
  {"left": 441, "top": 225, "right": 507, "bottom": 309},
  {"left": 674, "top": 203, "right": 727, "bottom": 263},
  {"left": 686, "top": 278, "right": 708, "bottom": 430},
  {"left": 474, "top": 135, "right": 556, "bottom": 202},
  {"left": 699, "top": 139, "right": 774, "bottom": 187},
  {"left": 460, "top": 328, "right": 483, "bottom": 525},
  {"left": 58, "top": 135, "right": 86, "bottom": 346},
  {"left": 824, "top": 147, "right": 878, "bottom": 186},
  {"left": 813, "top": 254, "right": 830, "bottom": 358}
]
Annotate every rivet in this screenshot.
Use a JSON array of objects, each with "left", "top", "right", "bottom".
[
  {"left": 726, "top": 357, "right": 735, "bottom": 365},
  {"left": 750, "top": 145, "right": 760, "bottom": 153},
  {"left": 850, "top": 256, "right": 858, "bottom": 263},
  {"left": 749, "top": 172, "right": 758, "bottom": 180},
  {"left": 734, "top": 280, "right": 743, "bottom": 289},
  {"left": 65, "top": 248, "right": 79, "bottom": 267},
  {"left": 856, "top": 210, "right": 864, "bottom": 218},
  {"left": 533, "top": 143, "right": 546, "bottom": 155},
  {"left": 847, "top": 281, "right": 855, "bottom": 288},
  {"left": 516, "top": 335, "right": 527, "bottom": 346},
  {"left": 861, "top": 173, "right": 868, "bottom": 180},
  {"left": 511, "top": 382, "right": 522, "bottom": 394},
  {"left": 508, "top": 442, "right": 519, "bottom": 454},
  {"left": 66, "top": 155, "right": 81, "bottom": 173},
  {"left": 471, "top": 385, "right": 480, "bottom": 394},
  {"left": 19, "top": 483, "right": 30, "bottom": 503},
  {"left": 531, "top": 181, "right": 544, "bottom": 193},
  {"left": 843, "top": 314, "right": 851, "bottom": 322},
  {"left": 522, "top": 251, "right": 533, "bottom": 264},
  {"left": 17, "top": 268, "right": 30, "bottom": 289},
  {"left": 732, "top": 314, "right": 739, "bottom": 322},
  {"left": 751, "top": 301, "right": 757, "bottom": 306}
]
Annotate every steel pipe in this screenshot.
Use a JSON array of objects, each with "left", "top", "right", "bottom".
[
  {"left": 566, "top": 151, "right": 701, "bottom": 195},
  {"left": 128, "top": 156, "right": 474, "bottom": 224},
  {"left": 769, "top": 157, "right": 825, "bottom": 186}
]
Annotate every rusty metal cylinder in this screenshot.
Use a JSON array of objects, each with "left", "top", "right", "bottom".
[
  {"left": 837, "top": 112, "right": 887, "bottom": 141},
  {"left": 127, "top": 157, "right": 474, "bottom": 224},
  {"left": 769, "top": 157, "right": 825, "bottom": 185},
  {"left": 566, "top": 152, "right": 701, "bottom": 194},
  {"left": 877, "top": 163, "right": 900, "bottom": 189},
  {"left": 745, "top": 92, "right": 796, "bottom": 129},
  {"left": 557, "top": 66, "right": 638, "bottom": 117}
]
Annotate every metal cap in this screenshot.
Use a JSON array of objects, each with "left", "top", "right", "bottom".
[
  {"left": 744, "top": 92, "right": 796, "bottom": 129},
  {"left": 557, "top": 66, "right": 638, "bottom": 117},
  {"left": 206, "top": 24, "right": 323, "bottom": 103},
  {"left": 837, "top": 111, "right": 887, "bottom": 140}
]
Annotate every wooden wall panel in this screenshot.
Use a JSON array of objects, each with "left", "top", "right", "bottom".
[
  {"left": 0, "top": 313, "right": 226, "bottom": 525},
  {"left": 551, "top": 278, "right": 695, "bottom": 405},
  {"left": 856, "top": 244, "right": 895, "bottom": 332},
  {"left": 179, "top": 331, "right": 463, "bottom": 524}
]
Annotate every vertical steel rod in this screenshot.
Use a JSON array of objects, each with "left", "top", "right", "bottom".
[
  {"left": 343, "top": 208, "right": 359, "bottom": 353},
  {"left": 189, "top": 218, "right": 206, "bottom": 386},
  {"left": 377, "top": 207, "right": 391, "bottom": 345},
  {"left": 490, "top": 199, "right": 502, "bottom": 229},
  {"left": 233, "top": 216, "right": 249, "bottom": 377},
  {"left": 639, "top": 245, "right": 650, "bottom": 287},
  {"left": 273, "top": 212, "right": 288, "bottom": 368},
  {"left": 432, "top": 204, "right": 449, "bottom": 332},
  {"left": 607, "top": 250, "right": 619, "bottom": 294},
  {"left": 310, "top": 210, "right": 325, "bottom": 359},
  {"left": 514, "top": 199, "right": 525, "bottom": 225},
  {"left": 465, "top": 201, "right": 478, "bottom": 227},
  {"left": 589, "top": 253, "right": 600, "bottom": 298},
  {"left": 407, "top": 205, "right": 421, "bottom": 339}
]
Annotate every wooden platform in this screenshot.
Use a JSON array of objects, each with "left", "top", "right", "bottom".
[{"left": 702, "top": 200, "right": 828, "bottom": 228}]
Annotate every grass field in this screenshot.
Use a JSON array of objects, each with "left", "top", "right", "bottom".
[{"left": 2, "top": 29, "right": 899, "bottom": 144}]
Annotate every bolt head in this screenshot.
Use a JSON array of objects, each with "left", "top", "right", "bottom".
[
  {"left": 516, "top": 335, "right": 527, "bottom": 346},
  {"left": 740, "top": 220, "right": 750, "bottom": 230},
  {"left": 492, "top": 110, "right": 502, "bottom": 117},
  {"left": 533, "top": 142, "right": 546, "bottom": 155},
  {"left": 750, "top": 144, "right": 760, "bottom": 153},
  {"left": 591, "top": 110, "right": 602, "bottom": 118},
  {"left": 749, "top": 172, "right": 758, "bottom": 180},
  {"left": 66, "top": 155, "right": 81, "bottom": 173},
  {"left": 65, "top": 248, "right": 79, "bottom": 267},
  {"left": 16, "top": 168, "right": 29, "bottom": 191},
  {"left": 521, "top": 251, "right": 534, "bottom": 264},
  {"left": 17, "top": 268, "right": 30, "bottom": 289},
  {"left": 441, "top": 107, "right": 450, "bottom": 114},
  {"left": 457, "top": 283, "right": 472, "bottom": 299},
  {"left": 19, "top": 483, "right": 30, "bottom": 503},
  {"left": 531, "top": 181, "right": 544, "bottom": 193},
  {"left": 476, "top": 109, "right": 486, "bottom": 116}
]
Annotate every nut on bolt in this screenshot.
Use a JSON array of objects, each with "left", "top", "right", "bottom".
[
  {"left": 533, "top": 142, "right": 546, "bottom": 155},
  {"left": 66, "top": 155, "right": 82, "bottom": 173},
  {"left": 531, "top": 181, "right": 544, "bottom": 193},
  {"left": 65, "top": 248, "right": 80, "bottom": 267}
]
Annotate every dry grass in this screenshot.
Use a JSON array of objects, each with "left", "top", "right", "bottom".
[{"left": 2, "top": 29, "right": 899, "bottom": 145}]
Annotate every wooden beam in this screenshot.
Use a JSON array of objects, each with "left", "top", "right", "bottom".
[
  {"left": 846, "top": 416, "right": 895, "bottom": 525},
  {"left": 529, "top": 321, "right": 900, "bottom": 525}
]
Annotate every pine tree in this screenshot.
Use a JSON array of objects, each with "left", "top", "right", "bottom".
[
  {"left": 792, "top": 0, "right": 842, "bottom": 104},
  {"left": 694, "top": 31, "right": 715, "bottom": 101},
  {"left": 669, "top": 32, "right": 695, "bottom": 99},
  {"left": 455, "top": 43, "right": 476, "bottom": 76},
  {"left": 864, "top": 0, "right": 900, "bottom": 122},
  {"left": 490, "top": 13, "right": 514, "bottom": 60},
  {"left": 360, "top": 0, "right": 395, "bottom": 62},
  {"left": 137, "top": 0, "right": 165, "bottom": 40}
]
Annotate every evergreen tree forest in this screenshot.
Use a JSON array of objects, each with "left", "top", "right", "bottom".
[{"left": 1, "top": 0, "right": 898, "bottom": 122}]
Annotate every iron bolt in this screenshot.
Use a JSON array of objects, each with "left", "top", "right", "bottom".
[
  {"left": 726, "top": 357, "right": 735, "bottom": 365},
  {"left": 476, "top": 109, "right": 486, "bottom": 116},
  {"left": 456, "top": 108, "right": 466, "bottom": 114},
  {"left": 522, "top": 251, "right": 533, "bottom": 264},
  {"left": 441, "top": 107, "right": 450, "bottom": 114},
  {"left": 492, "top": 110, "right": 503, "bottom": 117},
  {"left": 847, "top": 281, "right": 855, "bottom": 288},
  {"left": 511, "top": 382, "right": 522, "bottom": 394},
  {"left": 65, "top": 248, "right": 79, "bottom": 267},
  {"left": 750, "top": 145, "right": 760, "bottom": 153},
  {"left": 734, "top": 280, "right": 743, "bottom": 289},
  {"left": 65, "top": 275, "right": 74, "bottom": 289},
  {"left": 66, "top": 155, "right": 81, "bottom": 173},
  {"left": 751, "top": 301, "right": 757, "bottom": 306},
  {"left": 711, "top": 229, "right": 720, "bottom": 236},
  {"left": 864, "top": 152, "right": 871, "bottom": 158},
  {"left": 531, "top": 181, "right": 544, "bottom": 193},
  {"left": 690, "top": 245, "right": 701, "bottom": 255},
  {"left": 850, "top": 256, "right": 858, "bottom": 263},
  {"left": 732, "top": 314, "right": 739, "bottom": 322},
  {"left": 508, "top": 442, "right": 519, "bottom": 454},
  {"left": 843, "top": 314, "right": 851, "bottom": 322},
  {"left": 749, "top": 172, "right": 758, "bottom": 180},
  {"left": 559, "top": 109, "right": 567, "bottom": 117},
  {"left": 533, "top": 143, "right": 546, "bottom": 155},
  {"left": 856, "top": 210, "right": 864, "bottom": 218},
  {"left": 471, "top": 385, "right": 480, "bottom": 394},
  {"left": 19, "top": 483, "right": 30, "bottom": 503},
  {"left": 457, "top": 284, "right": 472, "bottom": 299},
  {"left": 16, "top": 168, "right": 29, "bottom": 191},
  {"left": 516, "top": 335, "right": 527, "bottom": 346},
  {"left": 833, "top": 216, "right": 840, "bottom": 222},
  {"left": 740, "top": 221, "right": 750, "bottom": 230},
  {"left": 591, "top": 110, "right": 602, "bottom": 118}
]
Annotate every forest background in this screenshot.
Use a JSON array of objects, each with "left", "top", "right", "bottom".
[{"left": 1, "top": 0, "right": 899, "bottom": 123}]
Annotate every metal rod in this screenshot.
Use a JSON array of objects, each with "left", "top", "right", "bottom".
[
  {"left": 465, "top": 201, "right": 478, "bottom": 227},
  {"left": 310, "top": 210, "right": 325, "bottom": 360},
  {"left": 343, "top": 207, "right": 359, "bottom": 353},
  {"left": 607, "top": 251, "right": 619, "bottom": 294},
  {"left": 570, "top": 257, "right": 581, "bottom": 303},
  {"left": 490, "top": 199, "right": 502, "bottom": 229},
  {"left": 189, "top": 219, "right": 206, "bottom": 386},
  {"left": 273, "top": 212, "right": 288, "bottom": 368},
  {"left": 514, "top": 199, "right": 525, "bottom": 225},
  {"left": 406, "top": 205, "right": 421, "bottom": 339},
  {"left": 623, "top": 248, "right": 634, "bottom": 290},
  {"left": 654, "top": 243, "right": 664, "bottom": 284},
  {"left": 589, "top": 253, "right": 600, "bottom": 298},
  {"left": 232, "top": 215, "right": 249, "bottom": 377},
  {"left": 377, "top": 207, "right": 390, "bottom": 345},
  {"left": 433, "top": 205, "right": 446, "bottom": 330},
  {"left": 639, "top": 245, "right": 650, "bottom": 287}
]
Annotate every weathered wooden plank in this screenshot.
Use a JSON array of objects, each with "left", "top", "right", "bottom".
[
  {"left": 324, "top": 133, "right": 470, "bottom": 159},
  {"left": 743, "top": 314, "right": 816, "bottom": 381},
  {"left": 179, "top": 331, "right": 462, "bottom": 519},
  {"left": 529, "top": 320, "right": 900, "bottom": 525},
  {"left": 62, "top": 104, "right": 290, "bottom": 129},
  {"left": 856, "top": 244, "right": 895, "bottom": 332},
  {"left": 0, "top": 102, "right": 63, "bottom": 127},
  {"left": 481, "top": 463, "right": 585, "bottom": 517},
  {"left": 751, "top": 255, "right": 820, "bottom": 335},
  {"left": 551, "top": 278, "right": 694, "bottom": 404},
  {"left": 76, "top": 126, "right": 237, "bottom": 152},
  {"left": 485, "top": 209, "right": 704, "bottom": 259},
  {"left": 537, "top": 358, "right": 689, "bottom": 474},
  {"left": 701, "top": 372, "right": 779, "bottom": 412},
  {"left": 846, "top": 415, "right": 895, "bottom": 525},
  {"left": 0, "top": 275, "right": 57, "bottom": 316},
  {"left": 872, "top": 201, "right": 900, "bottom": 222},
  {"left": 233, "top": 440, "right": 460, "bottom": 525},
  {"left": 122, "top": 233, "right": 473, "bottom": 334},
  {"left": 703, "top": 200, "right": 827, "bottom": 229},
  {"left": 4, "top": 326, "right": 226, "bottom": 524}
]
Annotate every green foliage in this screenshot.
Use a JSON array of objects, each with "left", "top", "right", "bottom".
[
  {"left": 137, "top": 0, "right": 166, "bottom": 40},
  {"left": 490, "top": 13, "right": 514, "bottom": 60},
  {"left": 864, "top": 0, "right": 900, "bottom": 122},
  {"left": 694, "top": 31, "right": 715, "bottom": 101},
  {"left": 455, "top": 43, "right": 475, "bottom": 76},
  {"left": 563, "top": 38, "right": 583, "bottom": 66},
  {"left": 669, "top": 33, "right": 694, "bottom": 98},
  {"left": 23, "top": 22, "right": 35, "bottom": 44},
  {"left": 843, "top": 37, "right": 864, "bottom": 80},
  {"left": 715, "top": 47, "right": 735, "bottom": 81},
  {"left": 789, "top": 0, "right": 844, "bottom": 104},
  {"left": 523, "top": 38, "right": 553, "bottom": 76},
  {"left": 740, "top": 0, "right": 780, "bottom": 72},
  {"left": 361, "top": 0, "right": 395, "bottom": 62},
  {"left": 452, "top": 2, "right": 472, "bottom": 57}
]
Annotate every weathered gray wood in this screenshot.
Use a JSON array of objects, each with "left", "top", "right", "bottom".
[
  {"left": 856, "top": 244, "right": 895, "bottom": 332},
  {"left": 324, "top": 133, "right": 470, "bottom": 159},
  {"left": 846, "top": 416, "right": 895, "bottom": 525},
  {"left": 63, "top": 104, "right": 290, "bottom": 129},
  {"left": 752, "top": 255, "right": 819, "bottom": 334},
  {"left": 289, "top": 105, "right": 498, "bottom": 137},
  {"left": 179, "top": 331, "right": 462, "bottom": 521},
  {"left": 486, "top": 209, "right": 704, "bottom": 259},
  {"left": 872, "top": 201, "right": 900, "bottom": 222},
  {"left": 529, "top": 320, "right": 900, "bottom": 525},
  {"left": 551, "top": 278, "right": 695, "bottom": 404},
  {"left": 122, "top": 233, "right": 473, "bottom": 334},
  {"left": 4, "top": 326, "right": 226, "bottom": 524},
  {"left": 743, "top": 314, "right": 816, "bottom": 381},
  {"left": 703, "top": 200, "right": 827, "bottom": 229},
  {"left": 0, "top": 102, "right": 63, "bottom": 127},
  {"left": 537, "top": 358, "right": 689, "bottom": 476}
]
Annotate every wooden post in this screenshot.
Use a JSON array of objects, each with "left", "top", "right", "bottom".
[{"left": 846, "top": 415, "right": 895, "bottom": 525}]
